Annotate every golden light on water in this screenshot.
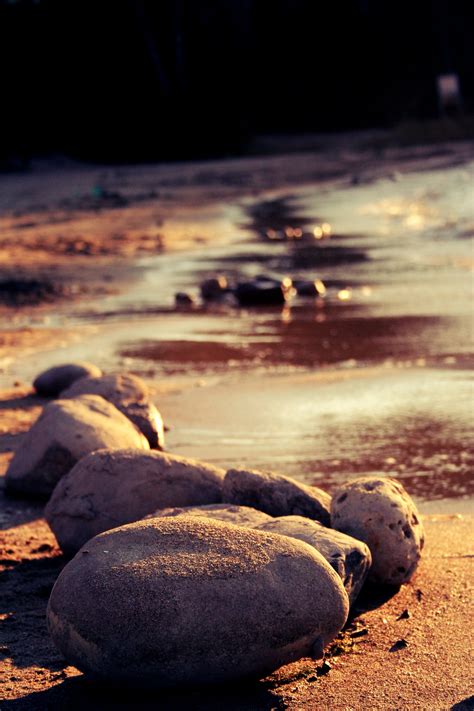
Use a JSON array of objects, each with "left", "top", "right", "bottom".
[
  {"left": 337, "top": 288, "right": 352, "bottom": 301},
  {"left": 315, "top": 279, "right": 326, "bottom": 296},
  {"left": 404, "top": 213, "right": 424, "bottom": 229},
  {"left": 283, "top": 226, "right": 303, "bottom": 239},
  {"left": 361, "top": 198, "right": 438, "bottom": 231},
  {"left": 313, "top": 222, "right": 332, "bottom": 239}
]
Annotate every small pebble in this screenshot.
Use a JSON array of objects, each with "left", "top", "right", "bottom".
[
  {"left": 389, "top": 639, "right": 408, "bottom": 652},
  {"left": 318, "top": 661, "right": 332, "bottom": 676},
  {"left": 397, "top": 609, "right": 411, "bottom": 620}
]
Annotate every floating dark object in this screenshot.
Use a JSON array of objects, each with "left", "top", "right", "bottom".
[
  {"left": 235, "top": 276, "right": 293, "bottom": 307},
  {"left": 200, "top": 275, "right": 229, "bottom": 300},
  {"left": 175, "top": 292, "right": 195, "bottom": 307},
  {"left": 293, "top": 278, "right": 326, "bottom": 297},
  {"left": 389, "top": 639, "right": 408, "bottom": 652}
]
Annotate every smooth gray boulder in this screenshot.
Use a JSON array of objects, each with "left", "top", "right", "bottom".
[
  {"left": 223, "top": 468, "right": 331, "bottom": 525},
  {"left": 331, "top": 476, "right": 425, "bottom": 586},
  {"left": 47, "top": 516, "right": 349, "bottom": 688},
  {"left": 255, "top": 516, "right": 372, "bottom": 604},
  {"left": 45, "top": 449, "right": 225, "bottom": 555},
  {"left": 60, "top": 374, "right": 164, "bottom": 449},
  {"left": 147, "top": 503, "right": 273, "bottom": 527},
  {"left": 5, "top": 395, "right": 149, "bottom": 499},
  {"left": 33, "top": 362, "right": 102, "bottom": 397}
]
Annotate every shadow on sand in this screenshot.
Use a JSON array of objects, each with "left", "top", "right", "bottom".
[{"left": 1, "top": 671, "right": 286, "bottom": 711}]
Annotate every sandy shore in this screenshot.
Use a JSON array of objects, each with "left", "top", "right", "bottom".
[
  {"left": 1, "top": 137, "right": 473, "bottom": 708},
  {"left": 0, "top": 387, "right": 473, "bottom": 710}
]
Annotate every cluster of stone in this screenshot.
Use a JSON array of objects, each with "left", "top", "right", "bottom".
[
  {"left": 176, "top": 274, "right": 326, "bottom": 309},
  {"left": 5, "top": 362, "right": 425, "bottom": 690},
  {"left": 5, "top": 363, "right": 165, "bottom": 498}
]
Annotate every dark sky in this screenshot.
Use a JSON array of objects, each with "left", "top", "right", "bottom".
[{"left": 2, "top": 0, "right": 473, "bottom": 161}]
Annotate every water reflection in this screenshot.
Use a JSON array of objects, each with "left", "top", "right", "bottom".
[{"left": 120, "top": 311, "right": 472, "bottom": 373}]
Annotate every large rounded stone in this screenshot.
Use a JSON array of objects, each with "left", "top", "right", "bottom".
[
  {"left": 60, "top": 374, "right": 164, "bottom": 449},
  {"left": 47, "top": 516, "right": 349, "bottom": 688},
  {"left": 223, "top": 468, "right": 331, "bottom": 525},
  {"left": 45, "top": 449, "right": 225, "bottom": 555},
  {"left": 148, "top": 503, "right": 272, "bottom": 528},
  {"left": 60, "top": 372, "right": 148, "bottom": 404},
  {"left": 33, "top": 362, "right": 102, "bottom": 397},
  {"left": 331, "top": 476, "right": 425, "bottom": 586},
  {"left": 255, "top": 516, "right": 372, "bottom": 604},
  {"left": 5, "top": 395, "right": 149, "bottom": 499}
]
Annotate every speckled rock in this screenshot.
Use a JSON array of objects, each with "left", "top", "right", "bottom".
[
  {"left": 331, "top": 476, "right": 424, "bottom": 586},
  {"left": 47, "top": 516, "right": 349, "bottom": 688},
  {"left": 223, "top": 468, "right": 331, "bottom": 525},
  {"left": 45, "top": 449, "right": 225, "bottom": 555},
  {"left": 255, "top": 516, "right": 372, "bottom": 604},
  {"left": 33, "top": 362, "right": 102, "bottom": 397},
  {"left": 60, "top": 374, "right": 164, "bottom": 449},
  {"left": 147, "top": 503, "right": 273, "bottom": 527},
  {"left": 5, "top": 395, "right": 149, "bottom": 498}
]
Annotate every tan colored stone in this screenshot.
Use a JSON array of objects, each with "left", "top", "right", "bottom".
[
  {"left": 47, "top": 516, "right": 349, "bottom": 688},
  {"left": 46, "top": 449, "right": 225, "bottom": 555},
  {"left": 60, "top": 374, "right": 164, "bottom": 449},
  {"left": 5, "top": 395, "right": 149, "bottom": 498},
  {"left": 147, "top": 503, "right": 272, "bottom": 527},
  {"left": 33, "top": 362, "right": 102, "bottom": 397},
  {"left": 331, "top": 476, "right": 424, "bottom": 585},
  {"left": 223, "top": 467, "right": 331, "bottom": 524},
  {"left": 255, "top": 515, "right": 372, "bottom": 604}
]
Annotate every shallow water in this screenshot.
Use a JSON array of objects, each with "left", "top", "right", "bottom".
[{"left": 2, "top": 161, "right": 473, "bottom": 506}]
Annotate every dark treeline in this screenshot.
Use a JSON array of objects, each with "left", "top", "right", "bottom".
[{"left": 2, "top": 0, "right": 474, "bottom": 162}]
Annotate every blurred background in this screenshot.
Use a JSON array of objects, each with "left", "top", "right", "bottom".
[{"left": 1, "top": 0, "right": 474, "bottom": 164}]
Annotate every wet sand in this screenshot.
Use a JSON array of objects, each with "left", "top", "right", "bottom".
[{"left": 1, "top": 135, "right": 473, "bottom": 708}]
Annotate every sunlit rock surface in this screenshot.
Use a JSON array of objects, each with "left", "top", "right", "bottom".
[
  {"left": 223, "top": 467, "right": 331, "bottom": 524},
  {"left": 60, "top": 373, "right": 164, "bottom": 449},
  {"left": 146, "top": 502, "right": 272, "bottom": 527},
  {"left": 255, "top": 515, "right": 372, "bottom": 604},
  {"left": 45, "top": 449, "right": 225, "bottom": 555},
  {"left": 5, "top": 395, "right": 148, "bottom": 498},
  {"left": 331, "top": 476, "right": 424, "bottom": 586},
  {"left": 47, "top": 516, "right": 349, "bottom": 688}
]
